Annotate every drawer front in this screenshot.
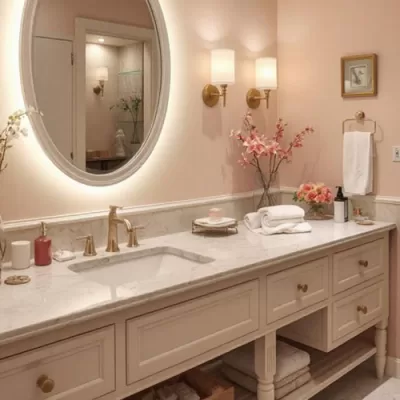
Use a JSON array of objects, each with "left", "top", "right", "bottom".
[
  {"left": 126, "top": 281, "right": 259, "bottom": 384},
  {"left": 333, "top": 239, "right": 384, "bottom": 294},
  {"left": 0, "top": 326, "right": 115, "bottom": 400},
  {"left": 333, "top": 282, "right": 384, "bottom": 341},
  {"left": 266, "top": 257, "right": 329, "bottom": 323}
]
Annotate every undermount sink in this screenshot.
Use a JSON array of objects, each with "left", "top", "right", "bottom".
[{"left": 68, "top": 246, "right": 214, "bottom": 287}]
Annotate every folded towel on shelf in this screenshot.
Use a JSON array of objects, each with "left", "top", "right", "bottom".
[
  {"left": 222, "top": 341, "right": 311, "bottom": 382},
  {"left": 343, "top": 131, "right": 373, "bottom": 195},
  {"left": 275, "top": 366, "right": 310, "bottom": 389},
  {"left": 244, "top": 212, "right": 262, "bottom": 230},
  {"left": 259, "top": 205, "right": 305, "bottom": 222},
  {"left": 221, "top": 364, "right": 311, "bottom": 399},
  {"left": 275, "top": 371, "right": 311, "bottom": 400},
  {"left": 221, "top": 364, "right": 257, "bottom": 393}
]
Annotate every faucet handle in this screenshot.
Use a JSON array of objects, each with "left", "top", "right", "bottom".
[
  {"left": 76, "top": 235, "right": 97, "bottom": 257},
  {"left": 127, "top": 225, "right": 145, "bottom": 248}
]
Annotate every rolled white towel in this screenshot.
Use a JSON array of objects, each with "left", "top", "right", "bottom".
[
  {"left": 261, "top": 222, "right": 312, "bottom": 236},
  {"left": 261, "top": 205, "right": 305, "bottom": 222},
  {"left": 244, "top": 212, "right": 262, "bottom": 230}
]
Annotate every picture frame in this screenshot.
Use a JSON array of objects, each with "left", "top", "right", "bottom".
[{"left": 341, "top": 54, "right": 377, "bottom": 97}]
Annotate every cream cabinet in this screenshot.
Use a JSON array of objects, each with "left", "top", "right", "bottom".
[
  {"left": 126, "top": 281, "right": 260, "bottom": 384},
  {"left": 0, "top": 230, "right": 391, "bottom": 400},
  {"left": 333, "top": 282, "right": 384, "bottom": 341},
  {"left": 0, "top": 326, "right": 115, "bottom": 400},
  {"left": 266, "top": 257, "right": 329, "bottom": 323}
]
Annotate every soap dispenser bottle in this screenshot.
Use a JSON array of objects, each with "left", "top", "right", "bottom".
[
  {"left": 334, "top": 186, "right": 349, "bottom": 223},
  {"left": 34, "top": 222, "right": 52, "bottom": 266}
]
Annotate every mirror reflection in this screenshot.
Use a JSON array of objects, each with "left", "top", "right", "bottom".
[{"left": 32, "top": 0, "right": 160, "bottom": 174}]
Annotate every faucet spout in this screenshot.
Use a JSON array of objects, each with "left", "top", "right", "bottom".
[{"left": 106, "top": 206, "right": 133, "bottom": 253}]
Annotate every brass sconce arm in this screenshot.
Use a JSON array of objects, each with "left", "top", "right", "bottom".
[
  {"left": 246, "top": 89, "right": 272, "bottom": 109},
  {"left": 93, "top": 80, "right": 106, "bottom": 96},
  {"left": 202, "top": 84, "right": 228, "bottom": 107}
]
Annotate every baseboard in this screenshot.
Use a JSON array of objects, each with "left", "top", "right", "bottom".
[{"left": 386, "top": 356, "right": 400, "bottom": 378}]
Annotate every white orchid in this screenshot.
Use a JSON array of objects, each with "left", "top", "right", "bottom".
[{"left": 0, "top": 107, "right": 41, "bottom": 174}]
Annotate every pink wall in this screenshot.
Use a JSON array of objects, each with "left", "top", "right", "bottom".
[
  {"left": 277, "top": 0, "right": 400, "bottom": 360},
  {"left": 34, "top": 0, "right": 153, "bottom": 38},
  {"left": 0, "top": 0, "right": 278, "bottom": 221},
  {"left": 278, "top": 0, "right": 400, "bottom": 197}
]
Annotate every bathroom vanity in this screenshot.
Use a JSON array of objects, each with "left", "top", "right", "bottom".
[{"left": 0, "top": 221, "right": 394, "bottom": 400}]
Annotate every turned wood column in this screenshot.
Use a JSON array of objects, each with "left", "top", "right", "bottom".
[
  {"left": 255, "top": 333, "right": 276, "bottom": 400},
  {"left": 375, "top": 319, "right": 388, "bottom": 379}
]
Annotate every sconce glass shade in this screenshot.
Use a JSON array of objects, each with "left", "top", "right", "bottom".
[
  {"left": 95, "top": 67, "right": 109, "bottom": 82},
  {"left": 211, "top": 49, "right": 235, "bottom": 85},
  {"left": 256, "top": 57, "right": 277, "bottom": 90}
]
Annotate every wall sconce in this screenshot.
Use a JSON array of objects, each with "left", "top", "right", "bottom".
[
  {"left": 246, "top": 57, "right": 277, "bottom": 109},
  {"left": 202, "top": 49, "right": 235, "bottom": 107},
  {"left": 93, "top": 67, "right": 109, "bottom": 96}
]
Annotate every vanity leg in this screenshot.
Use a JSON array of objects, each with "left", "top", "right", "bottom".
[
  {"left": 375, "top": 319, "right": 388, "bottom": 379},
  {"left": 255, "top": 333, "right": 276, "bottom": 400}
]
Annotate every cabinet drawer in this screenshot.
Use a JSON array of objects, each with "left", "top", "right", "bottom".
[
  {"left": 333, "top": 282, "right": 384, "bottom": 341},
  {"left": 266, "top": 257, "right": 329, "bottom": 323},
  {"left": 333, "top": 239, "right": 384, "bottom": 294},
  {"left": 0, "top": 326, "right": 115, "bottom": 400},
  {"left": 126, "top": 281, "right": 259, "bottom": 384}
]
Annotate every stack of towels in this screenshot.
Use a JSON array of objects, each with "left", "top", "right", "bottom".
[
  {"left": 221, "top": 341, "right": 311, "bottom": 400},
  {"left": 244, "top": 205, "right": 312, "bottom": 235}
]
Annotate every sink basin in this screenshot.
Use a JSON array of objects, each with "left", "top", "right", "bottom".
[{"left": 68, "top": 246, "right": 214, "bottom": 287}]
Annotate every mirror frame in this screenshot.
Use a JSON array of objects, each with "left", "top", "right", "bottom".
[{"left": 20, "top": 0, "right": 170, "bottom": 186}]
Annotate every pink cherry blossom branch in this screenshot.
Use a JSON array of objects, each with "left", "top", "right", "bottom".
[{"left": 231, "top": 112, "right": 313, "bottom": 192}]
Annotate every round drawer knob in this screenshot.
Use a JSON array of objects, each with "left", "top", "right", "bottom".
[
  {"left": 297, "top": 284, "right": 309, "bottom": 293},
  {"left": 36, "top": 374, "right": 55, "bottom": 393},
  {"left": 358, "top": 260, "right": 369, "bottom": 267},
  {"left": 357, "top": 305, "right": 368, "bottom": 315}
]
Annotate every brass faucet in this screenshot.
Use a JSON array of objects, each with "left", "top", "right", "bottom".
[{"left": 106, "top": 206, "right": 144, "bottom": 252}]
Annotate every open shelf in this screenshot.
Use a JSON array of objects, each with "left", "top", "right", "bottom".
[
  {"left": 281, "top": 338, "right": 376, "bottom": 400},
  {"left": 206, "top": 338, "right": 375, "bottom": 400}
]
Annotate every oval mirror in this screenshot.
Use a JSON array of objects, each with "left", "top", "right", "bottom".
[{"left": 21, "top": 0, "right": 170, "bottom": 186}]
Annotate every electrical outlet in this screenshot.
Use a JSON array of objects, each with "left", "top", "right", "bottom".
[{"left": 393, "top": 147, "right": 400, "bottom": 162}]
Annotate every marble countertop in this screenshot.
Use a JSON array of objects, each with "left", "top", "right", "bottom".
[{"left": 0, "top": 220, "right": 395, "bottom": 345}]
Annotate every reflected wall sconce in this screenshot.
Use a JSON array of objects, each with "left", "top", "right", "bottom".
[
  {"left": 202, "top": 49, "right": 235, "bottom": 107},
  {"left": 93, "top": 67, "right": 109, "bottom": 96},
  {"left": 246, "top": 57, "right": 277, "bottom": 109}
]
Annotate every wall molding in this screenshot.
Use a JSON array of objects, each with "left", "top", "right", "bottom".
[
  {"left": 386, "top": 356, "right": 400, "bottom": 378},
  {"left": 3, "top": 188, "right": 267, "bottom": 232},
  {"left": 4, "top": 186, "right": 400, "bottom": 232}
]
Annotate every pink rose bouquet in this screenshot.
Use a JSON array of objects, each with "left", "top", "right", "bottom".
[
  {"left": 293, "top": 183, "right": 333, "bottom": 217},
  {"left": 232, "top": 112, "right": 313, "bottom": 209}
]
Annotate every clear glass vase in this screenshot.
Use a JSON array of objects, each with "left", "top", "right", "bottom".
[
  {"left": 305, "top": 203, "right": 328, "bottom": 220},
  {"left": 257, "top": 188, "right": 278, "bottom": 210}
]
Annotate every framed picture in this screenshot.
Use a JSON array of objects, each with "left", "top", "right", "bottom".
[{"left": 341, "top": 54, "right": 377, "bottom": 97}]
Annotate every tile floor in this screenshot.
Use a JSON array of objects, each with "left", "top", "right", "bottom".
[{"left": 312, "top": 359, "right": 400, "bottom": 400}]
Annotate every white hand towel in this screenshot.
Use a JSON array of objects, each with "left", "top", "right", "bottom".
[
  {"left": 244, "top": 212, "right": 262, "bottom": 230},
  {"left": 259, "top": 205, "right": 305, "bottom": 222},
  {"left": 260, "top": 222, "right": 312, "bottom": 236},
  {"left": 261, "top": 214, "right": 305, "bottom": 228},
  {"left": 343, "top": 131, "right": 373, "bottom": 195}
]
